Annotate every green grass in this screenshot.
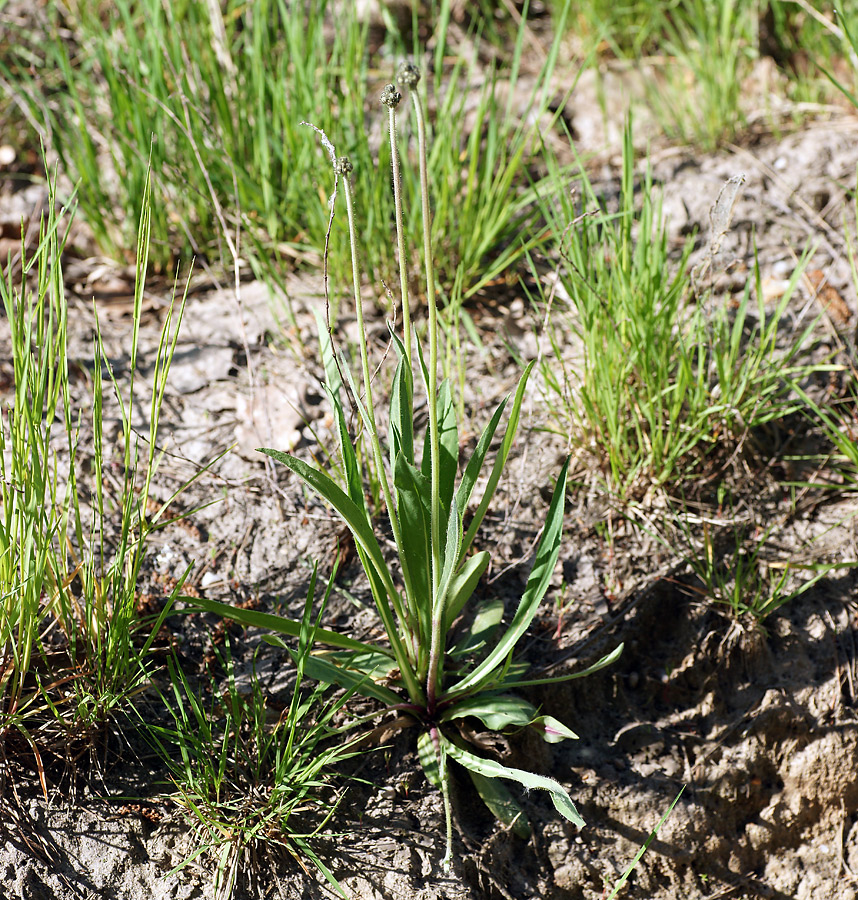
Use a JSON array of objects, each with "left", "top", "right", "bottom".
[
  {"left": 145, "top": 567, "right": 358, "bottom": 899},
  {"left": 2, "top": 0, "right": 573, "bottom": 321},
  {"left": 552, "top": 0, "right": 858, "bottom": 147},
  {"left": 0, "top": 169, "right": 190, "bottom": 788},
  {"left": 645, "top": 0, "right": 760, "bottom": 150},
  {"left": 680, "top": 516, "right": 837, "bottom": 623},
  {"left": 532, "top": 119, "right": 826, "bottom": 500}
]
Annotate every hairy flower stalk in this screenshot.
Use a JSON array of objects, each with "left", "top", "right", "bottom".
[
  {"left": 398, "top": 62, "right": 445, "bottom": 715},
  {"left": 336, "top": 156, "right": 422, "bottom": 694},
  {"left": 380, "top": 82, "right": 412, "bottom": 368},
  {"left": 399, "top": 59, "right": 455, "bottom": 874}
]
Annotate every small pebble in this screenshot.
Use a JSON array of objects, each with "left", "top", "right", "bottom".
[
  {"left": 0, "top": 145, "right": 15, "bottom": 167},
  {"left": 773, "top": 156, "right": 788, "bottom": 171},
  {"left": 200, "top": 571, "right": 222, "bottom": 589}
]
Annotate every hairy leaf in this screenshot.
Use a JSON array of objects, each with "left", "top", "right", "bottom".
[
  {"left": 444, "top": 550, "right": 491, "bottom": 630},
  {"left": 530, "top": 715, "right": 578, "bottom": 743},
  {"left": 445, "top": 457, "right": 569, "bottom": 697},
  {"left": 447, "top": 593, "right": 502, "bottom": 658},
  {"left": 441, "top": 693, "right": 536, "bottom": 730},
  {"left": 456, "top": 397, "right": 508, "bottom": 514},
  {"left": 435, "top": 495, "right": 462, "bottom": 615},
  {"left": 417, "top": 731, "right": 442, "bottom": 788},
  {"left": 190, "top": 594, "right": 382, "bottom": 655},
  {"left": 393, "top": 453, "right": 432, "bottom": 636},
  {"left": 467, "top": 768, "right": 531, "bottom": 838},
  {"left": 461, "top": 361, "right": 534, "bottom": 556},
  {"left": 389, "top": 355, "right": 415, "bottom": 469},
  {"left": 288, "top": 649, "right": 402, "bottom": 707},
  {"left": 504, "top": 643, "right": 624, "bottom": 688},
  {"left": 444, "top": 737, "right": 584, "bottom": 829},
  {"left": 326, "top": 384, "right": 365, "bottom": 511}
]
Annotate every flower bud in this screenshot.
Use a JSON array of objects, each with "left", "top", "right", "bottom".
[
  {"left": 397, "top": 62, "right": 421, "bottom": 88},
  {"left": 380, "top": 83, "right": 402, "bottom": 109},
  {"left": 334, "top": 156, "right": 353, "bottom": 176}
]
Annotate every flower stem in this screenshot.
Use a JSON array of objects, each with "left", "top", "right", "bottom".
[
  {"left": 382, "top": 84, "right": 412, "bottom": 367},
  {"left": 400, "top": 65, "right": 444, "bottom": 713},
  {"left": 337, "top": 157, "right": 422, "bottom": 699}
]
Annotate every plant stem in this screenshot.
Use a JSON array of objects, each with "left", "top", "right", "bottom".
[
  {"left": 431, "top": 726, "right": 453, "bottom": 873},
  {"left": 406, "top": 74, "right": 444, "bottom": 713},
  {"left": 383, "top": 86, "right": 412, "bottom": 367},
  {"left": 338, "top": 159, "right": 423, "bottom": 697}
]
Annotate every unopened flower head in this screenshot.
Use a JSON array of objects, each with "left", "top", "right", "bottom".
[
  {"left": 380, "top": 83, "right": 401, "bottom": 109},
  {"left": 334, "top": 156, "right": 353, "bottom": 176},
  {"left": 397, "top": 62, "right": 421, "bottom": 88}
]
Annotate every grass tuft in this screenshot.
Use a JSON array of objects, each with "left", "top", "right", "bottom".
[{"left": 0, "top": 167, "right": 190, "bottom": 792}]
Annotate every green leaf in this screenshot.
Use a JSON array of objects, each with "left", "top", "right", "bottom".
[
  {"left": 447, "top": 597, "right": 504, "bottom": 659},
  {"left": 467, "top": 768, "right": 531, "bottom": 838},
  {"left": 441, "top": 694, "right": 537, "bottom": 731},
  {"left": 444, "top": 737, "right": 585, "bottom": 829},
  {"left": 447, "top": 593, "right": 502, "bottom": 658},
  {"left": 288, "top": 649, "right": 403, "bottom": 707},
  {"left": 444, "top": 550, "right": 490, "bottom": 630},
  {"left": 293, "top": 835, "right": 349, "bottom": 900},
  {"left": 339, "top": 349, "right": 373, "bottom": 435},
  {"left": 389, "top": 355, "right": 414, "bottom": 469},
  {"left": 417, "top": 731, "right": 442, "bottom": 788},
  {"left": 189, "top": 594, "right": 383, "bottom": 655},
  {"left": 606, "top": 787, "right": 686, "bottom": 900},
  {"left": 326, "top": 384, "right": 365, "bottom": 511},
  {"left": 260, "top": 450, "right": 392, "bottom": 595},
  {"left": 455, "top": 397, "right": 507, "bottom": 513},
  {"left": 259, "top": 449, "right": 417, "bottom": 689},
  {"left": 504, "top": 643, "right": 624, "bottom": 688},
  {"left": 322, "top": 648, "right": 400, "bottom": 678},
  {"left": 461, "top": 361, "right": 534, "bottom": 556},
  {"left": 436, "top": 380, "right": 459, "bottom": 517},
  {"left": 435, "top": 495, "right": 461, "bottom": 614},
  {"left": 530, "top": 715, "right": 578, "bottom": 743},
  {"left": 445, "top": 457, "right": 568, "bottom": 698},
  {"left": 393, "top": 453, "right": 432, "bottom": 635},
  {"left": 414, "top": 337, "right": 431, "bottom": 402}
]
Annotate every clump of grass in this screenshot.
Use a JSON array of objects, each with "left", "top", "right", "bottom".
[
  {"left": 682, "top": 518, "right": 836, "bottom": 624},
  {"left": 554, "top": 0, "right": 672, "bottom": 57},
  {"left": 2, "top": 0, "right": 573, "bottom": 317},
  {"left": 146, "top": 567, "right": 358, "bottom": 899},
  {"left": 552, "top": 1, "right": 858, "bottom": 148},
  {"left": 3, "top": 0, "right": 378, "bottom": 283},
  {"left": 0, "top": 169, "right": 190, "bottom": 791},
  {"left": 644, "top": 0, "right": 760, "bottom": 150},
  {"left": 192, "top": 63, "right": 621, "bottom": 867},
  {"left": 533, "top": 119, "right": 823, "bottom": 501}
]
